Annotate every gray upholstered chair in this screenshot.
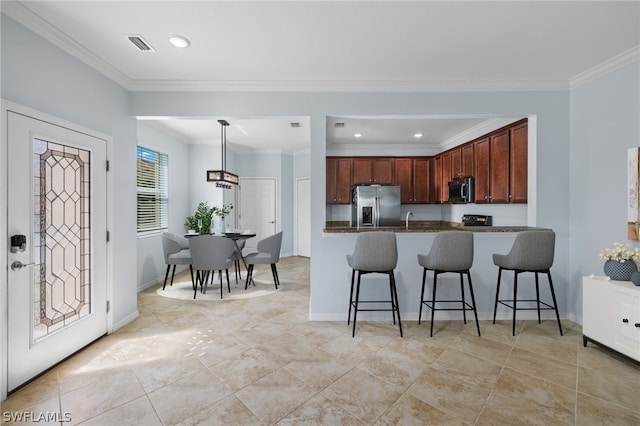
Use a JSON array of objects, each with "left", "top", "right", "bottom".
[
  {"left": 189, "top": 235, "right": 235, "bottom": 299},
  {"left": 347, "top": 232, "right": 402, "bottom": 337},
  {"left": 244, "top": 232, "right": 283, "bottom": 289},
  {"left": 492, "top": 230, "right": 563, "bottom": 336},
  {"left": 161, "top": 232, "right": 192, "bottom": 290},
  {"left": 417, "top": 231, "right": 480, "bottom": 337}
]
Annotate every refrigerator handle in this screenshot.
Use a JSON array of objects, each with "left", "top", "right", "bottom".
[{"left": 375, "top": 196, "right": 380, "bottom": 227}]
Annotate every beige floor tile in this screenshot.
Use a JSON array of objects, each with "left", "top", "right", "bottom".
[
  {"left": 492, "top": 367, "right": 576, "bottom": 424},
  {"left": 356, "top": 346, "right": 427, "bottom": 389},
  {"left": 319, "top": 368, "right": 404, "bottom": 424},
  {"left": 211, "top": 347, "right": 282, "bottom": 392},
  {"left": 176, "top": 395, "right": 262, "bottom": 426},
  {"left": 506, "top": 346, "right": 577, "bottom": 389},
  {"left": 1, "top": 396, "right": 61, "bottom": 426},
  {"left": 60, "top": 370, "right": 145, "bottom": 425},
  {"left": 76, "top": 396, "right": 162, "bottom": 426},
  {"left": 0, "top": 370, "right": 59, "bottom": 413},
  {"left": 431, "top": 348, "right": 503, "bottom": 388},
  {"left": 407, "top": 366, "right": 490, "bottom": 424},
  {"left": 576, "top": 392, "right": 640, "bottom": 425},
  {"left": 147, "top": 370, "right": 231, "bottom": 425},
  {"left": 577, "top": 364, "right": 640, "bottom": 413},
  {"left": 449, "top": 331, "right": 513, "bottom": 365},
  {"left": 131, "top": 350, "right": 208, "bottom": 393},
  {"left": 283, "top": 348, "right": 358, "bottom": 390},
  {"left": 578, "top": 342, "right": 640, "bottom": 377},
  {"left": 375, "top": 393, "right": 465, "bottom": 426},
  {"left": 235, "top": 369, "right": 317, "bottom": 425},
  {"left": 477, "top": 392, "right": 572, "bottom": 425},
  {"left": 514, "top": 326, "right": 579, "bottom": 364},
  {"left": 277, "top": 394, "right": 365, "bottom": 425},
  {"left": 378, "top": 335, "right": 448, "bottom": 366},
  {"left": 187, "top": 330, "right": 252, "bottom": 367}
]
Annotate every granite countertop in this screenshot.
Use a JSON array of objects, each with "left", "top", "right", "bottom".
[{"left": 323, "top": 221, "right": 548, "bottom": 233}]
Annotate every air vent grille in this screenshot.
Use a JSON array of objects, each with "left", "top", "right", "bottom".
[
  {"left": 127, "top": 35, "right": 155, "bottom": 52},
  {"left": 334, "top": 122, "right": 345, "bottom": 128},
  {"left": 290, "top": 122, "right": 301, "bottom": 128}
]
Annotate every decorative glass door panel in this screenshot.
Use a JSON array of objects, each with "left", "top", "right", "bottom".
[{"left": 33, "top": 139, "right": 91, "bottom": 341}]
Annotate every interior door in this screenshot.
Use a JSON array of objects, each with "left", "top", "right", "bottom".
[
  {"left": 239, "top": 178, "right": 276, "bottom": 253},
  {"left": 7, "top": 111, "right": 108, "bottom": 391},
  {"left": 296, "top": 178, "right": 310, "bottom": 257}
]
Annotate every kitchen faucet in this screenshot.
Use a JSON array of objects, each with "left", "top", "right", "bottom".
[{"left": 405, "top": 211, "right": 413, "bottom": 230}]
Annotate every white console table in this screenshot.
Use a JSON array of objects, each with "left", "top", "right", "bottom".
[{"left": 582, "top": 276, "right": 640, "bottom": 362}]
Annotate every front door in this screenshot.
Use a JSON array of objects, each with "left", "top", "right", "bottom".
[
  {"left": 239, "top": 178, "right": 276, "bottom": 253},
  {"left": 6, "top": 110, "right": 108, "bottom": 391}
]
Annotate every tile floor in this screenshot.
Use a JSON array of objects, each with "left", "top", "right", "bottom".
[{"left": 2, "top": 256, "right": 639, "bottom": 425}]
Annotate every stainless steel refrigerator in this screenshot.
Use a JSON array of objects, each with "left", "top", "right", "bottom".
[{"left": 350, "top": 185, "right": 401, "bottom": 228}]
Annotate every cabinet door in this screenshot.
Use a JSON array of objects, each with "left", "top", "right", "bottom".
[
  {"left": 372, "top": 158, "right": 394, "bottom": 184},
  {"left": 441, "top": 152, "right": 452, "bottom": 203},
  {"left": 451, "top": 148, "right": 462, "bottom": 179},
  {"left": 326, "top": 158, "right": 339, "bottom": 204},
  {"left": 394, "top": 158, "right": 413, "bottom": 203},
  {"left": 509, "top": 122, "right": 528, "bottom": 203},
  {"left": 433, "top": 155, "right": 443, "bottom": 204},
  {"left": 413, "top": 158, "right": 431, "bottom": 203},
  {"left": 352, "top": 158, "right": 372, "bottom": 185},
  {"left": 489, "top": 130, "right": 510, "bottom": 203},
  {"left": 336, "top": 158, "right": 352, "bottom": 203},
  {"left": 462, "top": 144, "right": 474, "bottom": 177},
  {"left": 474, "top": 138, "right": 490, "bottom": 203}
]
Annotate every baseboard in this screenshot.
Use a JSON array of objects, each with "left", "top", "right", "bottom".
[
  {"left": 111, "top": 310, "right": 139, "bottom": 332},
  {"left": 310, "top": 311, "right": 567, "bottom": 322},
  {"left": 137, "top": 265, "right": 190, "bottom": 292}
]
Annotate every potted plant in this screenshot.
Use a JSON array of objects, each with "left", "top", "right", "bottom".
[
  {"left": 212, "top": 203, "right": 234, "bottom": 233},
  {"left": 185, "top": 202, "right": 214, "bottom": 234},
  {"left": 599, "top": 241, "right": 640, "bottom": 281}
]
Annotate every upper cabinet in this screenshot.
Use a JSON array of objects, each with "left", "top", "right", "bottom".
[
  {"left": 352, "top": 158, "right": 394, "bottom": 185},
  {"left": 326, "top": 157, "right": 352, "bottom": 204},
  {"left": 474, "top": 119, "right": 528, "bottom": 204},
  {"left": 395, "top": 158, "right": 431, "bottom": 204}
]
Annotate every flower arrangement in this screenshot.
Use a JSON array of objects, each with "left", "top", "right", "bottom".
[
  {"left": 212, "top": 203, "right": 234, "bottom": 219},
  {"left": 599, "top": 242, "right": 640, "bottom": 263}
]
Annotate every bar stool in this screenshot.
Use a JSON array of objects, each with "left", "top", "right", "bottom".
[
  {"left": 492, "top": 230, "right": 563, "bottom": 336},
  {"left": 347, "top": 232, "right": 402, "bottom": 337},
  {"left": 417, "top": 231, "right": 480, "bottom": 337}
]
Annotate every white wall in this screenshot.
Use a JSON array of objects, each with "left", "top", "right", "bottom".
[
  {"left": 569, "top": 61, "right": 640, "bottom": 323},
  {"left": 136, "top": 122, "right": 190, "bottom": 290}
]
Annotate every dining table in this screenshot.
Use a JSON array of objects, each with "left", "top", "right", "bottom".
[{"left": 184, "top": 231, "right": 256, "bottom": 271}]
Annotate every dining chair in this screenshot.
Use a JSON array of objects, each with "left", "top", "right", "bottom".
[
  {"left": 244, "top": 231, "right": 283, "bottom": 289},
  {"left": 161, "top": 232, "right": 192, "bottom": 290},
  {"left": 229, "top": 239, "right": 246, "bottom": 283},
  {"left": 492, "top": 230, "right": 563, "bottom": 336},
  {"left": 188, "top": 235, "right": 235, "bottom": 299}
]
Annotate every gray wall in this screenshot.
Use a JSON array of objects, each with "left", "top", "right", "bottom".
[
  {"left": 569, "top": 61, "right": 640, "bottom": 323},
  {"left": 136, "top": 122, "right": 191, "bottom": 290}
]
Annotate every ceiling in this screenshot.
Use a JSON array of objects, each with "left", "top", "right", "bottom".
[{"left": 4, "top": 1, "right": 638, "bottom": 152}]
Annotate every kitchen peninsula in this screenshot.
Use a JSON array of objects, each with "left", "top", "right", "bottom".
[{"left": 324, "top": 220, "right": 544, "bottom": 233}]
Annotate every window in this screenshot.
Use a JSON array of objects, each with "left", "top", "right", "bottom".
[{"left": 137, "top": 146, "right": 168, "bottom": 232}]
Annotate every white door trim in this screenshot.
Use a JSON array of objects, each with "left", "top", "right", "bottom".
[
  {"left": 295, "top": 177, "right": 311, "bottom": 257},
  {"left": 0, "top": 100, "right": 114, "bottom": 401}
]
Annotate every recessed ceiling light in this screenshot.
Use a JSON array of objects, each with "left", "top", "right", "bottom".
[
  {"left": 354, "top": 133, "right": 362, "bottom": 138},
  {"left": 414, "top": 132, "right": 424, "bottom": 138},
  {"left": 169, "top": 35, "right": 190, "bottom": 48}
]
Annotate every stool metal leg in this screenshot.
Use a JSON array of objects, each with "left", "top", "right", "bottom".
[
  {"left": 388, "top": 272, "right": 397, "bottom": 325},
  {"left": 466, "top": 271, "right": 481, "bottom": 336},
  {"left": 390, "top": 271, "right": 403, "bottom": 337},
  {"left": 493, "top": 267, "right": 503, "bottom": 323},
  {"left": 460, "top": 272, "right": 467, "bottom": 324},
  {"left": 418, "top": 268, "right": 427, "bottom": 324},
  {"left": 547, "top": 271, "right": 563, "bottom": 336},
  {"left": 535, "top": 272, "right": 541, "bottom": 323},
  {"left": 430, "top": 272, "right": 438, "bottom": 337},
  {"left": 348, "top": 269, "right": 355, "bottom": 325},
  {"left": 512, "top": 271, "right": 519, "bottom": 336},
  {"left": 352, "top": 272, "right": 362, "bottom": 338}
]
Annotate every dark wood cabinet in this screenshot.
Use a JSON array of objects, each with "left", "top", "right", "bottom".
[
  {"left": 433, "top": 155, "right": 444, "bottom": 204},
  {"left": 441, "top": 152, "right": 452, "bottom": 203},
  {"left": 352, "top": 158, "right": 393, "bottom": 185},
  {"left": 509, "top": 121, "right": 528, "bottom": 203},
  {"left": 462, "top": 144, "right": 474, "bottom": 177},
  {"left": 474, "top": 138, "right": 490, "bottom": 204},
  {"left": 394, "top": 158, "right": 431, "bottom": 204},
  {"left": 489, "top": 130, "right": 510, "bottom": 203},
  {"left": 326, "top": 157, "right": 352, "bottom": 204},
  {"left": 451, "top": 148, "right": 462, "bottom": 179}
]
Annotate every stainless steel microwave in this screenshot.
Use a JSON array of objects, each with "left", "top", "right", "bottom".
[{"left": 448, "top": 177, "right": 475, "bottom": 204}]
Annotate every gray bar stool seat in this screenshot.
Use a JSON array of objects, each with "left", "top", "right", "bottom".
[
  {"left": 347, "top": 232, "right": 402, "bottom": 337},
  {"left": 417, "top": 231, "right": 480, "bottom": 337},
  {"left": 492, "top": 230, "right": 563, "bottom": 336}
]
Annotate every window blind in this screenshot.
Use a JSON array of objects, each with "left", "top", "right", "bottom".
[{"left": 136, "top": 146, "right": 168, "bottom": 232}]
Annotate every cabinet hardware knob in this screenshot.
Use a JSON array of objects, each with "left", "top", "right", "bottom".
[
  {"left": 622, "top": 318, "right": 629, "bottom": 323},
  {"left": 635, "top": 323, "right": 640, "bottom": 328}
]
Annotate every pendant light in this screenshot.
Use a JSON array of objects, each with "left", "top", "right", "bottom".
[{"left": 207, "top": 119, "right": 238, "bottom": 189}]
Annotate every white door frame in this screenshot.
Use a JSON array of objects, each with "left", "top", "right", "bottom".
[
  {"left": 0, "top": 100, "right": 114, "bottom": 400},
  {"left": 295, "top": 177, "right": 311, "bottom": 257}
]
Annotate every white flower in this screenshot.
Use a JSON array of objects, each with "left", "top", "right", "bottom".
[{"left": 599, "top": 241, "right": 640, "bottom": 262}]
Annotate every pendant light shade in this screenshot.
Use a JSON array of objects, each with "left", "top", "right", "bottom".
[{"left": 207, "top": 119, "right": 238, "bottom": 189}]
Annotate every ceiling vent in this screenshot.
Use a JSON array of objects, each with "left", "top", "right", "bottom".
[
  {"left": 334, "top": 122, "right": 345, "bottom": 128},
  {"left": 126, "top": 35, "right": 156, "bottom": 52},
  {"left": 290, "top": 122, "right": 301, "bottom": 128}
]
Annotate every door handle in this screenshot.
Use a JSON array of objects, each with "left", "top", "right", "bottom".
[
  {"left": 268, "top": 221, "right": 275, "bottom": 224},
  {"left": 11, "top": 261, "right": 35, "bottom": 271}
]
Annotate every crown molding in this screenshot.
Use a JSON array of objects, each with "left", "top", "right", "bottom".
[
  {"left": 570, "top": 45, "right": 640, "bottom": 90},
  {"left": 2, "top": 1, "right": 133, "bottom": 89}
]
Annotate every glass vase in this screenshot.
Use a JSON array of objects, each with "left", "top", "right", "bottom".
[{"left": 603, "top": 260, "right": 638, "bottom": 281}]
